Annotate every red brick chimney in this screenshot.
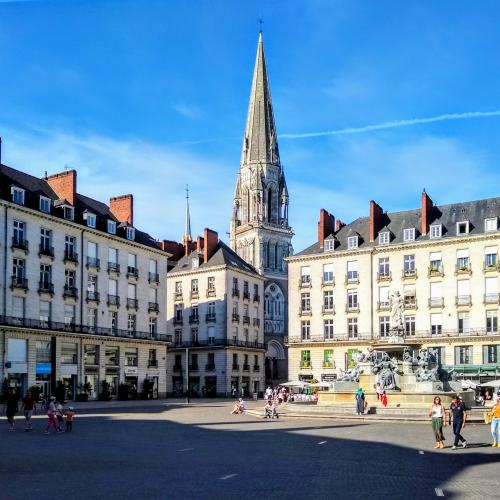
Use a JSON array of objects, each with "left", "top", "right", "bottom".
[
  {"left": 335, "top": 219, "right": 346, "bottom": 232},
  {"left": 318, "top": 209, "right": 335, "bottom": 248},
  {"left": 369, "top": 200, "right": 384, "bottom": 242},
  {"left": 203, "top": 228, "right": 218, "bottom": 263},
  {"left": 196, "top": 236, "right": 204, "bottom": 254},
  {"left": 110, "top": 194, "right": 134, "bottom": 225},
  {"left": 46, "top": 170, "right": 77, "bottom": 205},
  {"left": 421, "top": 189, "right": 433, "bottom": 235},
  {"left": 158, "top": 240, "right": 185, "bottom": 261}
]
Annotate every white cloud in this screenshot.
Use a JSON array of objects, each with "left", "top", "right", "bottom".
[{"left": 172, "top": 104, "right": 202, "bottom": 120}]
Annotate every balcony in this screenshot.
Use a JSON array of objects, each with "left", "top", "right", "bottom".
[
  {"left": 253, "top": 365, "right": 260, "bottom": 372},
  {"left": 148, "top": 272, "right": 159, "bottom": 284},
  {"left": 242, "top": 315, "right": 250, "bottom": 324},
  {"left": 206, "top": 313, "right": 216, "bottom": 322},
  {"left": 321, "top": 305, "right": 335, "bottom": 315},
  {"left": 345, "top": 274, "right": 359, "bottom": 285},
  {"left": 484, "top": 262, "right": 499, "bottom": 273},
  {"left": 63, "top": 285, "right": 78, "bottom": 299},
  {"left": 299, "top": 361, "right": 311, "bottom": 369},
  {"left": 232, "top": 288, "right": 240, "bottom": 298},
  {"left": 126, "top": 298, "right": 139, "bottom": 310},
  {"left": 190, "top": 290, "right": 199, "bottom": 300},
  {"left": 148, "top": 360, "right": 158, "bottom": 368},
  {"left": 107, "top": 294, "right": 120, "bottom": 307},
  {"left": 12, "top": 237, "right": 29, "bottom": 252},
  {"left": 253, "top": 318, "right": 260, "bottom": 327},
  {"left": 243, "top": 291, "right": 250, "bottom": 300},
  {"left": 189, "top": 315, "right": 199, "bottom": 324},
  {"left": 253, "top": 294, "right": 260, "bottom": 303},
  {"left": 127, "top": 266, "right": 139, "bottom": 279},
  {"left": 173, "top": 317, "right": 183, "bottom": 326},
  {"left": 169, "top": 339, "right": 266, "bottom": 350},
  {"left": 38, "top": 282, "right": 54, "bottom": 295},
  {"left": 404, "top": 298, "right": 417, "bottom": 310},
  {"left": 205, "top": 363, "right": 216, "bottom": 371},
  {"left": 206, "top": 288, "right": 216, "bottom": 298},
  {"left": 299, "top": 276, "right": 312, "bottom": 288},
  {"left": 11, "top": 276, "right": 28, "bottom": 290},
  {"left": 86, "top": 291, "right": 100, "bottom": 303},
  {"left": 322, "top": 277, "right": 335, "bottom": 287},
  {"left": 402, "top": 268, "right": 417, "bottom": 279},
  {"left": 38, "top": 243, "right": 54, "bottom": 258},
  {"left": 428, "top": 266, "right": 444, "bottom": 278},
  {"left": 232, "top": 313, "right": 240, "bottom": 323},
  {"left": 377, "top": 271, "right": 391, "bottom": 282},
  {"left": 455, "top": 263, "right": 472, "bottom": 276},
  {"left": 188, "top": 364, "right": 199, "bottom": 371},
  {"left": 428, "top": 297, "right": 444, "bottom": 308},
  {"left": 323, "top": 361, "right": 335, "bottom": 368},
  {"left": 107, "top": 262, "right": 120, "bottom": 274},
  {"left": 174, "top": 292, "right": 183, "bottom": 302},
  {"left": 485, "top": 293, "right": 500, "bottom": 305},
  {"left": 86, "top": 257, "right": 100, "bottom": 270},
  {"left": 148, "top": 302, "right": 159, "bottom": 312},
  {"left": 345, "top": 303, "right": 360, "bottom": 313},
  {"left": 299, "top": 307, "right": 312, "bottom": 316},
  {"left": 377, "top": 301, "right": 390, "bottom": 311},
  {"left": 456, "top": 295, "right": 472, "bottom": 306},
  {"left": 232, "top": 363, "right": 239, "bottom": 371},
  {"left": 243, "top": 364, "right": 250, "bottom": 371},
  {"left": 64, "top": 250, "right": 78, "bottom": 263}
]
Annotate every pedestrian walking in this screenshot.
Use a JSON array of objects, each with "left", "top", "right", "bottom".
[
  {"left": 381, "top": 391, "right": 388, "bottom": 407},
  {"left": 449, "top": 395, "right": 467, "bottom": 449},
  {"left": 487, "top": 397, "right": 500, "bottom": 447},
  {"left": 56, "top": 403, "right": 64, "bottom": 431},
  {"left": 355, "top": 388, "right": 365, "bottom": 415},
  {"left": 45, "top": 396, "right": 61, "bottom": 434},
  {"left": 375, "top": 383, "right": 383, "bottom": 401},
  {"left": 429, "top": 396, "right": 446, "bottom": 449},
  {"left": 3, "top": 388, "right": 19, "bottom": 431},
  {"left": 64, "top": 407, "right": 76, "bottom": 432},
  {"left": 22, "top": 390, "right": 36, "bottom": 432}
]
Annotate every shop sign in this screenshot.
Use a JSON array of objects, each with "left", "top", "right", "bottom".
[
  {"left": 124, "top": 367, "right": 138, "bottom": 376},
  {"left": 321, "top": 374, "right": 336, "bottom": 382},
  {"left": 36, "top": 363, "right": 51, "bottom": 375}
]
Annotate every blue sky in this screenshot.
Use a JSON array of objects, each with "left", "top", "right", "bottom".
[{"left": 2, "top": 1, "right": 500, "bottom": 251}]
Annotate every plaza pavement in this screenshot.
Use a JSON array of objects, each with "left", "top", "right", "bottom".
[{"left": 0, "top": 401, "right": 498, "bottom": 500}]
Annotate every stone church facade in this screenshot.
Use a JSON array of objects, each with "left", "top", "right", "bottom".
[{"left": 230, "top": 33, "right": 293, "bottom": 384}]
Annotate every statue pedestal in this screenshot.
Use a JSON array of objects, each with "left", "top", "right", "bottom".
[
  {"left": 415, "top": 381, "right": 444, "bottom": 393},
  {"left": 330, "top": 381, "right": 358, "bottom": 392},
  {"left": 359, "top": 373, "right": 377, "bottom": 391}
]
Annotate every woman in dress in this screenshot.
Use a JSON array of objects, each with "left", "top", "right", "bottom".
[
  {"left": 429, "top": 396, "right": 446, "bottom": 449},
  {"left": 355, "top": 388, "right": 365, "bottom": 415}
]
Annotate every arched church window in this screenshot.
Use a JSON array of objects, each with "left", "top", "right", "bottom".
[{"left": 267, "top": 188, "right": 273, "bottom": 223}]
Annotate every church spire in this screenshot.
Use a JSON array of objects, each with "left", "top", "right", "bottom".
[
  {"left": 182, "top": 184, "right": 192, "bottom": 251},
  {"left": 240, "top": 32, "right": 280, "bottom": 167}
]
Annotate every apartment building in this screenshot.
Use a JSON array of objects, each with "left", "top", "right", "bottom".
[
  {"left": 287, "top": 191, "right": 500, "bottom": 384},
  {"left": 166, "top": 229, "right": 265, "bottom": 397},
  {"left": 0, "top": 164, "right": 169, "bottom": 400}
]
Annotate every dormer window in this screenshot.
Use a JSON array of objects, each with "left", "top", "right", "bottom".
[
  {"left": 107, "top": 220, "right": 117, "bottom": 235},
  {"left": 379, "top": 231, "right": 390, "bottom": 245},
  {"left": 126, "top": 227, "right": 135, "bottom": 241},
  {"left": 485, "top": 217, "right": 498, "bottom": 232},
  {"left": 403, "top": 228, "right": 415, "bottom": 242},
  {"left": 63, "top": 205, "right": 74, "bottom": 221},
  {"left": 84, "top": 212, "right": 97, "bottom": 228},
  {"left": 39, "top": 196, "right": 51, "bottom": 214},
  {"left": 430, "top": 224, "right": 442, "bottom": 239},
  {"left": 11, "top": 187, "right": 25, "bottom": 205},
  {"left": 457, "top": 221, "right": 469, "bottom": 235},
  {"left": 324, "top": 238, "right": 335, "bottom": 252},
  {"left": 347, "top": 236, "right": 358, "bottom": 249},
  {"left": 192, "top": 255, "right": 199, "bottom": 269}
]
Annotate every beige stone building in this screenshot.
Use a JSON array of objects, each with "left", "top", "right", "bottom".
[
  {"left": 166, "top": 229, "right": 265, "bottom": 397},
  {"left": 0, "top": 163, "right": 169, "bottom": 400},
  {"left": 287, "top": 192, "right": 500, "bottom": 384}
]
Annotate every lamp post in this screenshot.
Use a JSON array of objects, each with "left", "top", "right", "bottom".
[{"left": 185, "top": 347, "right": 190, "bottom": 404}]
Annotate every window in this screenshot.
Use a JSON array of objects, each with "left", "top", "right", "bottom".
[
  {"left": 128, "top": 253, "right": 137, "bottom": 270},
  {"left": 207, "top": 301, "right": 216, "bottom": 319},
  {"left": 191, "top": 304, "right": 199, "bottom": 321},
  {"left": 347, "top": 290, "right": 358, "bottom": 309},
  {"left": 39, "top": 264, "right": 52, "bottom": 289},
  {"left": 456, "top": 280, "right": 470, "bottom": 305},
  {"left": 84, "top": 344, "right": 98, "bottom": 365},
  {"left": 347, "top": 235, "right": 358, "bottom": 249},
  {"left": 430, "top": 224, "right": 442, "bottom": 239},
  {"left": 87, "top": 308, "right": 97, "bottom": 331},
  {"left": 324, "top": 350, "right": 334, "bottom": 367},
  {"left": 379, "top": 231, "right": 390, "bottom": 245},
  {"left": 174, "top": 304, "right": 183, "bottom": 321},
  {"left": 149, "top": 317, "right": 157, "bottom": 337},
  {"left": 86, "top": 212, "right": 96, "bottom": 228},
  {"left": 456, "top": 249, "right": 470, "bottom": 270},
  {"left": 174, "top": 330, "right": 182, "bottom": 346},
  {"left": 379, "top": 316, "right": 390, "bottom": 337},
  {"left": 486, "top": 310, "right": 498, "bottom": 333},
  {"left": 301, "top": 320, "right": 310, "bottom": 340},
  {"left": 65, "top": 235, "right": 76, "bottom": 259},
  {"left": 324, "top": 238, "right": 334, "bottom": 251},
  {"left": 300, "top": 350, "right": 311, "bottom": 367},
  {"left": 323, "top": 263, "right": 334, "bottom": 283},
  {"left": 431, "top": 313, "right": 442, "bottom": 336},
  {"left": 39, "top": 300, "right": 50, "bottom": 326},
  {"left": 124, "top": 347, "right": 138, "bottom": 367},
  {"left": 404, "top": 254, "right": 415, "bottom": 272},
  {"left": 347, "top": 261, "right": 358, "bottom": 282},
  {"left": 403, "top": 285, "right": 416, "bottom": 307},
  {"left": 483, "top": 345, "right": 500, "bottom": 364},
  {"left": 378, "top": 257, "right": 390, "bottom": 276},
  {"left": 108, "top": 248, "right": 118, "bottom": 265},
  {"left": 458, "top": 312, "right": 470, "bottom": 335},
  {"left": 455, "top": 346, "right": 472, "bottom": 364},
  {"left": 456, "top": 221, "right": 469, "bottom": 235},
  {"left": 403, "top": 228, "right": 415, "bottom": 242},
  {"left": 300, "top": 266, "right": 311, "bottom": 285},
  {"left": 13, "top": 258, "right": 25, "bottom": 280},
  {"left": 87, "top": 241, "right": 98, "bottom": 267},
  {"left": 64, "top": 305, "right": 75, "bottom": 326},
  {"left": 11, "top": 186, "right": 25, "bottom": 205},
  {"left": 127, "top": 314, "right": 136, "bottom": 334},
  {"left": 323, "top": 290, "right": 334, "bottom": 312},
  {"left": 191, "top": 279, "right": 198, "bottom": 295},
  {"left": 191, "top": 328, "right": 198, "bottom": 343},
  {"left": 485, "top": 246, "right": 497, "bottom": 268},
  {"left": 431, "top": 347, "right": 445, "bottom": 365},
  {"left": 324, "top": 319, "right": 334, "bottom": 340},
  {"left": 207, "top": 276, "right": 215, "bottom": 291},
  {"left": 107, "top": 220, "right": 116, "bottom": 234},
  {"left": 110, "top": 311, "right": 118, "bottom": 332},
  {"left": 232, "top": 277, "right": 239, "bottom": 293},
  {"left": 405, "top": 315, "right": 416, "bottom": 336},
  {"left": 232, "top": 327, "right": 238, "bottom": 342},
  {"left": 126, "top": 227, "right": 135, "bottom": 241},
  {"left": 7, "top": 338, "right": 27, "bottom": 363},
  {"left": 39, "top": 196, "right": 51, "bottom": 213},
  {"left": 65, "top": 269, "right": 76, "bottom": 289},
  {"left": 485, "top": 217, "right": 498, "bottom": 232},
  {"left": 12, "top": 296, "right": 24, "bottom": 320},
  {"left": 40, "top": 228, "right": 52, "bottom": 253},
  {"left": 430, "top": 282, "right": 442, "bottom": 303},
  {"left": 208, "top": 326, "right": 215, "bottom": 345},
  {"left": 105, "top": 346, "right": 119, "bottom": 366},
  {"left": 87, "top": 275, "right": 98, "bottom": 293},
  {"left": 108, "top": 279, "right": 118, "bottom": 297},
  {"left": 243, "top": 280, "right": 249, "bottom": 295},
  {"left": 61, "top": 343, "right": 77, "bottom": 364},
  {"left": 347, "top": 318, "right": 358, "bottom": 338},
  {"left": 13, "top": 220, "right": 25, "bottom": 245},
  {"left": 63, "top": 205, "right": 74, "bottom": 221},
  {"left": 300, "top": 293, "right": 311, "bottom": 312},
  {"left": 379, "top": 286, "right": 390, "bottom": 308},
  {"left": 429, "top": 251, "right": 442, "bottom": 272},
  {"left": 36, "top": 341, "right": 51, "bottom": 363}
]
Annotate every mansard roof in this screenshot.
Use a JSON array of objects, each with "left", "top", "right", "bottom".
[{"left": 296, "top": 196, "right": 500, "bottom": 257}]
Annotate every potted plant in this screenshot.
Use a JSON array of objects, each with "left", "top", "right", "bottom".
[{"left": 76, "top": 382, "right": 92, "bottom": 402}]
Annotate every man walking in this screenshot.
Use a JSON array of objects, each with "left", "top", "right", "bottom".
[{"left": 450, "top": 395, "right": 467, "bottom": 450}]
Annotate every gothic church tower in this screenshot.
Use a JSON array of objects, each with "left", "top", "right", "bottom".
[{"left": 230, "top": 33, "right": 293, "bottom": 379}]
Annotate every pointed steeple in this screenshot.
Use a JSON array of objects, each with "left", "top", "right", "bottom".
[
  {"left": 240, "top": 32, "right": 280, "bottom": 166},
  {"left": 182, "top": 185, "right": 192, "bottom": 250}
]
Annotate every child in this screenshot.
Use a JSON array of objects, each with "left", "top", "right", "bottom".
[
  {"left": 381, "top": 391, "right": 388, "bottom": 407},
  {"left": 65, "top": 406, "right": 76, "bottom": 432}
]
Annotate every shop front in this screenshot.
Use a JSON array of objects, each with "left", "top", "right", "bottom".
[
  {"left": 241, "top": 376, "right": 250, "bottom": 398},
  {"left": 5, "top": 338, "right": 28, "bottom": 396},
  {"left": 124, "top": 366, "right": 139, "bottom": 399},
  {"left": 204, "top": 376, "right": 217, "bottom": 397},
  {"left": 172, "top": 376, "right": 184, "bottom": 397},
  {"left": 84, "top": 369, "right": 99, "bottom": 400},
  {"left": 105, "top": 367, "right": 119, "bottom": 399},
  {"left": 36, "top": 363, "right": 52, "bottom": 398}
]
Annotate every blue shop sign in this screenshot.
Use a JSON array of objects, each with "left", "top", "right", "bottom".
[{"left": 36, "top": 363, "right": 51, "bottom": 375}]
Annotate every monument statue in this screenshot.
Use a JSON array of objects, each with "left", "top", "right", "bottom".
[
  {"left": 389, "top": 291, "right": 405, "bottom": 338},
  {"left": 373, "top": 352, "right": 399, "bottom": 390},
  {"left": 402, "top": 346, "right": 412, "bottom": 363},
  {"left": 337, "top": 364, "right": 362, "bottom": 383}
]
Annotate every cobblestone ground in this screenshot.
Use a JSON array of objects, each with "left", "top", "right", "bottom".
[{"left": 0, "top": 401, "right": 499, "bottom": 500}]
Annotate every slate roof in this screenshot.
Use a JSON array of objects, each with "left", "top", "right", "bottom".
[
  {"left": 169, "top": 240, "right": 259, "bottom": 276},
  {"left": 0, "top": 163, "right": 160, "bottom": 250},
  {"left": 296, "top": 197, "right": 500, "bottom": 257}
]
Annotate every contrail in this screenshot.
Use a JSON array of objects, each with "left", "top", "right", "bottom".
[{"left": 279, "top": 110, "right": 500, "bottom": 139}]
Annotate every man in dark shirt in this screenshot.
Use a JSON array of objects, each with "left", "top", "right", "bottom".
[{"left": 450, "top": 395, "right": 467, "bottom": 449}]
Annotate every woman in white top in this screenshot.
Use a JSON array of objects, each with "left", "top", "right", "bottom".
[{"left": 429, "top": 396, "right": 446, "bottom": 449}]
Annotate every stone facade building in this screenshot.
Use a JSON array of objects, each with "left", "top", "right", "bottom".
[
  {"left": 0, "top": 164, "right": 169, "bottom": 400},
  {"left": 166, "top": 229, "right": 265, "bottom": 397},
  {"left": 287, "top": 192, "right": 500, "bottom": 384},
  {"left": 230, "top": 33, "right": 293, "bottom": 384}
]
